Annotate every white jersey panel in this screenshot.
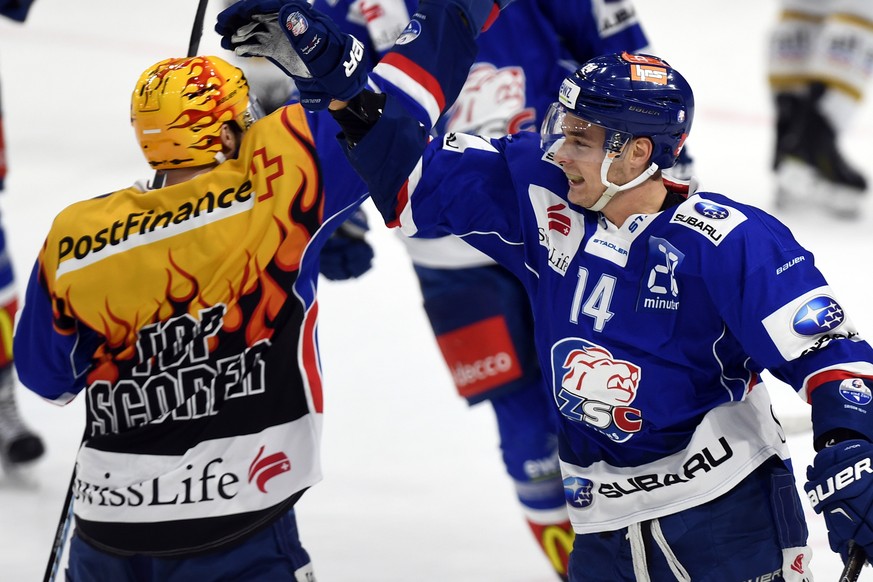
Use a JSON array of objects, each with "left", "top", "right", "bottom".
[{"left": 561, "top": 386, "right": 790, "bottom": 534}]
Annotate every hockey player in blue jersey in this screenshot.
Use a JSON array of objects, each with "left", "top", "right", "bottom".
[
  {"left": 302, "top": 0, "right": 658, "bottom": 576},
  {"left": 217, "top": 0, "right": 873, "bottom": 578}
]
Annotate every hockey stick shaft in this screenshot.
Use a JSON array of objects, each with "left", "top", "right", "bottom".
[
  {"left": 187, "top": 0, "right": 210, "bottom": 57},
  {"left": 155, "top": 0, "right": 211, "bottom": 187},
  {"left": 42, "top": 467, "right": 76, "bottom": 582},
  {"left": 840, "top": 544, "right": 866, "bottom": 582}
]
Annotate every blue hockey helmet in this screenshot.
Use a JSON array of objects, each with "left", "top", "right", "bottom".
[{"left": 542, "top": 52, "right": 694, "bottom": 170}]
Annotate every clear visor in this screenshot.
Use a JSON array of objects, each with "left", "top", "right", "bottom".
[{"left": 540, "top": 102, "right": 631, "bottom": 163}]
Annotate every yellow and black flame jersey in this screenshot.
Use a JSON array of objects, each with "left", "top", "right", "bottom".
[{"left": 13, "top": 104, "right": 364, "bottom": 556}]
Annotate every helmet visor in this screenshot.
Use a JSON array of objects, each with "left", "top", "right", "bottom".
[{"left": 540, "top": 102, "right": 631, "bottom": 163}]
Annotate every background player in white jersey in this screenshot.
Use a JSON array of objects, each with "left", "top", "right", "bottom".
[
  {"left": 0, "top": 0, "right": 44, "bottom": 470},
  {"left": 218, "top": 0, "right": 873, "bottom": 578},
  {"left": 13, "top": 47, "right": 370, "bottom": 579},
  {"left": 768, "top": 0, "right": 873, "bottom": 217}
]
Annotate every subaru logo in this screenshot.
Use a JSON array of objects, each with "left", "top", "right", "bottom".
[
  {"left": 564, "top": 476, "right": 594, "bottom": 508},
  {"left": 791, "top": 295, "right": 845, "bottom": 336},
  {"left": 694, "top": 201, "right": 729, "bottom": 219}
]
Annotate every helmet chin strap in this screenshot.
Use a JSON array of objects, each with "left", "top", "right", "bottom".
[{"left": 585, "top": 156, "right": 660, "bottom": 212}]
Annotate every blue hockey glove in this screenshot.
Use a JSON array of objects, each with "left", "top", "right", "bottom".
[
  {"left": 805, "top": 439, "right": 873, "bottom": 564},
  {"left": 216, "top": 0, "right": 369, "bottom": 110},
  {"left": 216, "top": 1, "right": 331, "bottom": 108},
  {"left": 319, "top": 209, "right": 374, "bottom": 281}
]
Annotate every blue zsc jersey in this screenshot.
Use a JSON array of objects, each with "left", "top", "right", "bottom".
[{"left": 345, "top": 110, "right": 873, "bottom": 532}]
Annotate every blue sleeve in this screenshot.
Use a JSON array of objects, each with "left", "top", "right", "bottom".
[
  {"left": 343, "top": 96, "right": 526, "bottom": 267},
  {"left": 699, "top": 202, "right": 873, "bottom": 443},
  {"left": 13, "top": 261, "right": 97, "bottom": 403},
  {"left": 307, "top": 109, "right": 370, "bottom": 218}
]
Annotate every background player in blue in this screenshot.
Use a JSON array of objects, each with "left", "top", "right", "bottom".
[
  {"left": 218, "top": 0, "right": 873, "bottom": 578},
  {"left": 302, "top": 1, "right": 667, "bottom": 576},
  {"left": 0, "top": 0, "right": 44, "bottom": 470}
]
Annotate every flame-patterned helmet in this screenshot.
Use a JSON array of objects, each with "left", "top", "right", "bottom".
[{"left": 131, "top": 56, "right": 255, "bottom": 170}]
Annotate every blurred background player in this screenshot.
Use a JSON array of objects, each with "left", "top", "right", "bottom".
[
  {"left": 768, "top": 0, "right": 873, "bottom": 218},
  {"left": 301, "top": 0, "right": 688, "bottom": 578},
  {"left": 0, "top": 0, "right": 44, "bottom": 470}
]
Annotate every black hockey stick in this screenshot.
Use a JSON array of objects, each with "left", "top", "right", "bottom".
[
  {"left": 187, "top": 0, "right": 210, "bottom": 57},
  {"left": 840, "top": 544, "right": 866, "bottom": 582},
  {"left": 155, "top": 0, "right": 211, "bottom": 188},
  {"left": 42, "top": 461, "right": 77, "bottom": 582}
]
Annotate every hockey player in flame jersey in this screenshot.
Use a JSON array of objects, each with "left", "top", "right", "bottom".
[
  {"left": 222, "top": 0, "right": 873, "bottom": 578},
  {"left": 12, "top": 54, "right": 368, "bottom": 580}
]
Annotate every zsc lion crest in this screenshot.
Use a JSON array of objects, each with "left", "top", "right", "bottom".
[{"left": 552, "top": 339, "right": 643, "bottom": 441}]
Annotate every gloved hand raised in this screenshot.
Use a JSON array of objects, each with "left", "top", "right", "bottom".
[
  {"left": 805, "top": 439, "right": 873, "bottom": 564},
  {"left": 216, "top": 0, "right": 368, "bottom": 110}
]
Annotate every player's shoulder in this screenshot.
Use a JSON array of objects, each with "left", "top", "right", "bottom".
[
  {"left": 447, "top": 130, "right": 567, "bottom": 179},
  {"left": 41, "top": 185, "right": 139, "bottom": 263},
  {"left": 499, "top": 130, "right": 558, "bottom": 162},
  {"left": 434, "top": 130, "right": 540, "bottom": 161},
  {"left": 52, "top": 185, "right": 135, "bottom": 224},
  {"left": 663, "top": 191, "right": 787, "bottom": 248},
  {"left": 249, "top": 105, "right": 313, "bottom": 142}
]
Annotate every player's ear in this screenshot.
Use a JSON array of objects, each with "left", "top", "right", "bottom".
[
  {"left": 219, "top": 122, "right": 241, "bottom": 159},
  {"left": 630, "top": 137, "right": 654, "bottom": 169}
]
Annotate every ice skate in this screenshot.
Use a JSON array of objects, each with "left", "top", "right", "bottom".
[
  {"left": 0, "top": 367, "right": 44, "bottom": 467},
  {"left": 773, "top": 87, "right": 868, "bottom": 218}
]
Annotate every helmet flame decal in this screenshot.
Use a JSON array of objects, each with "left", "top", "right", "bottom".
[{"left": 132, "top": 56, "right": 251, "bottom": 170}]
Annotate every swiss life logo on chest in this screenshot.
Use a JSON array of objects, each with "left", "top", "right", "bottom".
[{"left": 529, "top": 185, "right": 584, "bottom": 275}]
